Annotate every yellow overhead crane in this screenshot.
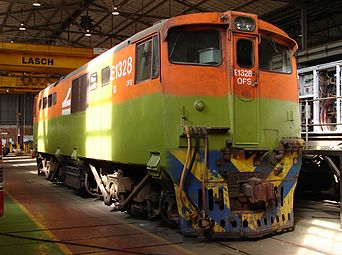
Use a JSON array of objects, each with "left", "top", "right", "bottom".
[
  {"left": 0, "top": 42, "right": 98, "bottom": 93},
  {"left": 0, "top": 74, "right": 58, "bottom": 94}
]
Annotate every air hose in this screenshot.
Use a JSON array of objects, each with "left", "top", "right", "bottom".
[
  {"left": 184, "top": 130, "right": 202, "bottom": 215},
  {"left": 202, "top": 131, "right": 209, "bottom": 216},
  {"left": 178, "top": 126, "right": 192, "bottom": 211}
]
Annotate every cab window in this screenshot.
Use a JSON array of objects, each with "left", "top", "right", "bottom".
[
  {"left": 52, "top": 92, "right": 57, "bottom": 105},
  {"left": 259, "top": 36, "right": 292, "bottom": 73},
  {"left": 43, "top": 97, "right": 47, "bottom": 109},
  {"left": 236, "top": 39, "right": 253, "bottom": 68},
  {"left": 135, "top": 35, "right": 159, "bottom": 84},
  {"left": 90, "top": 72, "right": 97, "bottom": 90},
  {"left": 168, "top": 29, "right": 221, "bottom": 66},
  {"left": 48, "top": 94, "right": 52, "bottom": 108},
  {"left": 101, "top": 67, "right": 110, "bottom": 86},
  {"left": 71, "top": 73, "right": 89, "bottom": 113}
]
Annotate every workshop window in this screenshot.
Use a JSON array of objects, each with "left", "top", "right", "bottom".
[{"left": 101, "top": 67, "right": 110, "bottom": 86}]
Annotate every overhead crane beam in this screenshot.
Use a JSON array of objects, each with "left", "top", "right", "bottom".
[
  {"left": 0, "top": 75, "right": 58, "bottom": 94},
  {"left": 0, "top": 42, "right": 96, "bottom": 74}
]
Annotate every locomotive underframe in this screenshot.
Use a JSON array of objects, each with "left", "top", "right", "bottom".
[
  {"left": 36, "top": 152, "right": 180, "bottom": 224},
  {"left": 36, "top": 133, "right": 303, "bottom": 239}
]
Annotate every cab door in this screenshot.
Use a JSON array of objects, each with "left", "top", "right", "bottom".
[{"left": 232, "top": 34, "right": 259, "bottom": 146}]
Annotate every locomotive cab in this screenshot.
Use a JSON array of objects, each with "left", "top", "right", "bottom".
[{"left": 161, "top": 11, "right": 303, "bottom": 237}]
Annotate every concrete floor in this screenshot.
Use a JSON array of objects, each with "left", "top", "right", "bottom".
[{"left": 0, "top": 155, "right": 341, "bottom": 255}]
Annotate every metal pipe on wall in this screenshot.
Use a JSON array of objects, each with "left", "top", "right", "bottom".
[{"left": 300, "top": 8, "right": 308, "bottom": 50}]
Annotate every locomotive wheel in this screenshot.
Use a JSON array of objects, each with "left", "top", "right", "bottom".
[{"left": 160, "top": 193, "right": 179, "bottom": 228}]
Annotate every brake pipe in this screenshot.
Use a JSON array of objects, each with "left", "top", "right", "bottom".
[
  {"left": 202, "top": 130, "right": 208, "bottom": 216},
  {"left": 179, "top": 126, "right": 192, "bottom": 212},
  {"left": 185, "top": 132, "right": 202, "bottom": 213}
]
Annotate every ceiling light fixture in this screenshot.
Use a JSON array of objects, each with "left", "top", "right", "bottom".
[
  {"left": 85, "top": 29, "right": 91, "bottom": 37},
  {"left": 112, "top": 0, "right": 119, "bottom": 15},
  {"left": 112, "top": 5, "right": 119, "bottom": 15},
  {"left": 32, "top": 1, "right": 41, "bottom": 7},
  {"left": 19, "top": 23, "right": 26, "bottom": 31}
]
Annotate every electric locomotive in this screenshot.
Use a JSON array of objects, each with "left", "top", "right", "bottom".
[{"left": 33, "top": 11, "right": 303, "bottom": 238}]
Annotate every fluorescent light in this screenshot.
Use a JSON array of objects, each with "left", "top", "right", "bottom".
[
  {"left": 19, "top": 23, "right": 26, "bottom": 31},
  {"left": 33, "top": 1, "right": 41, "bottom": 7},
  {"left": 112, "top": 5, "right": 119, "bottom": 15},
  {"left": 85, "top": 29, "right": 91, "bottom": 37}
]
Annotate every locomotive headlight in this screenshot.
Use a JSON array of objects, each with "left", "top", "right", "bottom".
[{"left": 234, "top": 16, "right": 255, "bottom": 32}]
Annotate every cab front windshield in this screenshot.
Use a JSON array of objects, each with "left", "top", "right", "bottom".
[
  {"left": 168, "top": 28, "right": 221, "bottom": 66},
  {"left": 259, "top": 36, "right": 292, "bottom": 74}
]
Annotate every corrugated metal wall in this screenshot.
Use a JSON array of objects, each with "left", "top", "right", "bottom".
[{"left": 0, "top": 94, "right": 34, "bottom": 125}]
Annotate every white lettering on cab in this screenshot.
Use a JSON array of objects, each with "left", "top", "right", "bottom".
[
  {"left": 111, "top": 57, "right": 133, "bottom": 81},
  {"left": 62, "top": 88, "right": 71, "bottom": 115},
  {"left": 234, "top": 68, "right": 254, "bottom": 86}
]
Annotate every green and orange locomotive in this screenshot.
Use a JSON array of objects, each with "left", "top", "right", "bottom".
[{"left": 33, "top": 11, "right": 303, "bottom": 238}]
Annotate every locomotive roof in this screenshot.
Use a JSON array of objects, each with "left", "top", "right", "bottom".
[{"left": 47, "top": 11, "right": 292, "bottom": 90}]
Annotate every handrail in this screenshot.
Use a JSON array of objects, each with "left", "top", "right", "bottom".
[{"left": 302, "top": 95, "right": 342, "bottom": 149}]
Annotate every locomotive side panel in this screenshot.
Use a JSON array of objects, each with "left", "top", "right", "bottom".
[{"left": 34, "top": 37, "right": 165, "bottom": 165}]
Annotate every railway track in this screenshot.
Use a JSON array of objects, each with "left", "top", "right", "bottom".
[{"left": 1, "top": 156, "right": 341, "bottom": 255}]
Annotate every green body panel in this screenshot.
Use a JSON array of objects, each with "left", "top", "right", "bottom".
[
  {"left": 161, "top": 96, "right": 231, "bottom": 150},
  {"left": 34, "top": 93, "right": 165, "bottom": 166},
  {"left": 258, "top": 98, "right": 301, "bottom": 148},
  {"left": 34, "top": 92, "right": 300, "bottom": 167},
  {"left": 233, "top": 96, "right": 259, "bottom": 145}
]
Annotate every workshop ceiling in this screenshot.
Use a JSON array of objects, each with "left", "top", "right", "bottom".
[{"left": 0, "top": 0, "right": 341, "bottom": 50}]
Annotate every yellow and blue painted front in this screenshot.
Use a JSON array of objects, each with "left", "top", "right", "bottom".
[{"left": 168, "top": 148, "right": 301, "bottom": 238}]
